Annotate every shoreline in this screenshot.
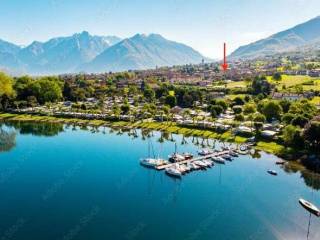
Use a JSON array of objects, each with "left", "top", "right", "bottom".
[
  {"left": 1, "top": 112, "right": 318, "bottom": 173},
  {"left": 0, "top": 112, "right": 285, "bottom": 153}
]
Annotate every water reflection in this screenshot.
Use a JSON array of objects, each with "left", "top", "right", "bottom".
[
  {"left": 250, "top": 149, "right": 262, "bottom": 159},
  {"left": 0, "top": 128, "right": 16, "bottom": 152},
  {"left": 1, "top": 120, "right": 320, "bottom": 193},
  {"left": 3, "top": 121, "right": 64, "bottom": 137},
  {"left": 282, "top": 163, "right": 320, "bottom": 190}
]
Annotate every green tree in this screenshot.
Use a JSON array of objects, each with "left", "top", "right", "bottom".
[
  {"left": 0, "top": 72, "right": 15, "bottom": 97},
  {"left": 13, "top": 75, "right": 33, "bottom": 100},
  {"left": 210, "top": 105, "right": 224, "bottom": 117},
  {"left": 281, "top": 113, "right": 295, "bottom": 124},
  {"left": 251, "top": 76, "right": 272, "bottom": 95},
  {"left": 253, "top": 113, "right": 266, "bottom": 123},
  {"left": 72, "top": 88, "right": 86, "bottom": 102},
  {"left": 235, "top": 114, "right": 245, "bottom": 121},
  {"left": 232, "top": 106, "right": 242, "bottom": 114},
  {"left": 216, "top": 99, "right": 228, "bottom": 111},
  {"left": 165, "top": 95, "right": 177, "bottom": 108},
  {"left": 272, "top": 73, "right": 282, "bottom": 81},
  {"left": 243, "top": 103, "right": 256, "bottom": 114},
  {"left": 0, "top": 72, "right": 15, "bottom": 110},
  {"left": 244, "top": 95, "right": 251, "bottom": 102},
  {"left": 233, "top": 96, "right": 245, "bottom": 106},
  {"left": 143, "top": 88, "right": 155, "bottom": 102},
  {"left": 279, "top": 99, "right": 291, "bottom": 113},
  {"left": 37, "top": 78, "right": 63, "bottom": 103},
  {"left": 261, "top": 100, "right": 283, "bottom": 122},
  {"left": 254, "top": 122, "right": 264, "bottom": 132},
  {"left": 303, "top": 119, "right": 320, "bottom": 150},
  {"left": 288, "top": 100, "right": 317, "bottom": 119},
  {"left": 282, "top": 125, "right": 303, "bottom": 148},
  {"left": 291, "top": 115, "right": 309, "bottom": 128},
  {"left": 121, "top": 104, "right": 130, "bottom": 114},
  {"left": 27, "top": 96, "right": 38, "bottom": 108}
]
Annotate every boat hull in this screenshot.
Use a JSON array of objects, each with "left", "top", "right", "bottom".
[
  {"left": 165, "top": 170, "right": 182, "bottom": 178},
  {"left": 267, "top": 170, "right": 277, "bottom": 176},
  {"left": 299, "top": 199, "right": 320, "bottom": 217}
]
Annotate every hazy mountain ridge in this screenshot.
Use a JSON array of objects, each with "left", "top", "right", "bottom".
[
  {"left": 0, "top": 32, "right": 122, "bottom": 75},
  {"left": 17, "top": 31, "right": 122, "bottom": 74},
  {"left": 81, "top": 33, "right": 207, "bottom": 73},
  {"left": 0, "top": 32, "right": 207, "bottom": 75},
  {"left": 230, "top": 16, "right": 320, "bottom": 59}
]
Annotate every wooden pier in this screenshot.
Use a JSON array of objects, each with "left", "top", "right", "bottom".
[{"left": 156, "top": 150, "right": 231, "bottom": 170}]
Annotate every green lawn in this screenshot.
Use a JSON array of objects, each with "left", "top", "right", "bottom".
[
  {"left": 310, "top": 96, "right": 320, "bottom": 106},
  {"left": 226, "top": 81, "right": 247, "bottom": 89},
  {"left": 256, "top": 141, "right": 284, "bottom": 155},
  {"left": 225, "top": 94, "right": 246, "bottom": 100},
  {"left": 267, "top": 74, "right": 320, "bottom": 91}
]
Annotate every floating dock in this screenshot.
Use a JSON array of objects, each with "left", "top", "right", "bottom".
[{"left": 155, "top": 150, "right": 231, "bottom": 170}]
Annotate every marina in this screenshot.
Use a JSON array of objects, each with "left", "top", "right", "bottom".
[
  {"left": 155, "top": 150, "right": 232, "bottom": 170},
  {"left": 139, "top": 140, "right": 247, "bottom": 178},
  {"left": 1, "top": 122, "right": 320, "bottom": 240}
]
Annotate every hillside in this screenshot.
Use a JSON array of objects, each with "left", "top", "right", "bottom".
[
  {"left": 80, "top": 34, "right": 207, "bottom": 73},
  {"left": 16, "top": 31, "right": 121, "bottom": 74},
  {"left": 230, "top": 16, "right": 320, "bottom": 59}
]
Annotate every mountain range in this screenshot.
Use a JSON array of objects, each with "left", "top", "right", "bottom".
[
  {"left": 81, "top": 33, "right": 206, "bottom": 73},
  {"left": 0, "top": 32, "right": 206, "bottom": 75},
  {"left": 2, "top": 16, "right": 320, "bottom": 75},
  {"left": 230, "top": 16, "right": 320, "bottom": 59}
]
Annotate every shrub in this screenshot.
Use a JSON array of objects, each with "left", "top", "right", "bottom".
[
  {"left": 261, "top": 100, "right": 283, "bottom": 122},
  {"left": 291, "top": 115, "right": 309, "bottom": 128},
  {"left": 232, "top": 106, "right": 242, "bottom": 114},
  {"left": 235, "top": 114, "right": 245, "bottom": 121},
  {"left": 282, "top": 113, "right": 295, "bottom": 124},
  {"left": 253, "top": 113, "right": 266, "bottom": 123},
  {"left": 243, "top": 103, "right": 256, "bottom": 114},
  {"left": 282, "top": 125, "right": 303, "bottom": 148}
]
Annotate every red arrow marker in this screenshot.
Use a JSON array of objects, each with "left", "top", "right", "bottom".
[{"left": 221, "top": 42, "right": 228, "bottom": 71}]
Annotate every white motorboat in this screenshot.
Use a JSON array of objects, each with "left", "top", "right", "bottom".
[
  {"left": 165, "top": 167, "right": 182, "bottom": 178},
  {"left": 212, "top": 156, "right": 225, "bottom": 164},
  {"left": 188, "top": 162, "right": 200, "bottom": 171},
  {"left": 202, "top": 159, "right": 213, "bottom": 167},
  {"left": 198, "top": 149, "right": 214, "bottom": 156},
  {"left": 193, "top": 160, "right": 207, "bottom": 169},
  {"left": 299, "top": 199, "right": 320, "bottom": 217},
  {"left": 229, "top": 151, "right": 238, "bottom": 157},
  {"left": 222, "top": 154, "right": 232, "bottom": 161},
  {"left": 140, "top": 158, "right": 167, "bottom": 168},
  {"left": 182, "top": 164, "right": 191, "bottom": 172},
  {"left": 178, "top": 164, "right": 189, "bottom": 174}
]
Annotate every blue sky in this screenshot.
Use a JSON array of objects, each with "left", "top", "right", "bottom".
[{"left": 1, "top": 0, "right": 320, "bottom": 58}]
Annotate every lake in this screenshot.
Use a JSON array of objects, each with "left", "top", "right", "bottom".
[{"left": 0, "top": 121, "right": 319, "bottom": 240}]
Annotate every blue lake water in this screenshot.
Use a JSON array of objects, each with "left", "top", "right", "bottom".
[{"left": 0, "top": 121, "right": 319, "bottom": 240}]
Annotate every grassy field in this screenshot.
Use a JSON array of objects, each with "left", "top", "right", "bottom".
[
  {"left": 225, "top": 94, "right": 246, "bottom": 100},
  {"left": 267, "top": 75, "right": 320, "bottom": 91},
  {"left": 302, "top": 79, "right": 320, "bottom": 91},
  {"left": 226, "top": 81, "right": 247, "bottom": 89},
  {"left": 256, "top": 141, "right": 284, "bottom": 154}
]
